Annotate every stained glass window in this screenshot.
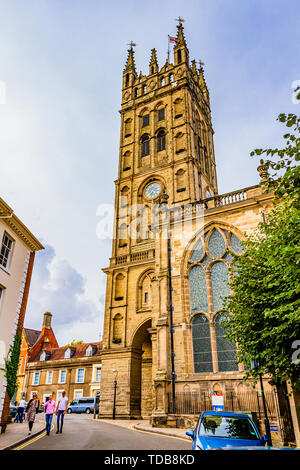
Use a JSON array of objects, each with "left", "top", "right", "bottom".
[
  {"left": 215, "top": 313, "right": 238, "bottom": 371},
  {"left": 192, "top": 315, "right": 213, "bottom": 373},
  {"left": 190, "top": 238, "right": 204, "bottom": 262},
  {"left": 189, "top": 228, "right": 241, "bottom": 374},
  {"left": 189, "top": 266, "right": 208, "bottom": 313},
  {"left": 230, "top": 233, "right": 243, "bottom": 254},
  {"left": 211, "top": 262, "right": 230, "bottom": 311},
  {"left": 208, "top": 229, "right": 226, "bottom": 259}
]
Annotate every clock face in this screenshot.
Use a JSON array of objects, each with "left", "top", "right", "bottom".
[{"left": 144, "top": 182, "right": 162, "bottom": 200}]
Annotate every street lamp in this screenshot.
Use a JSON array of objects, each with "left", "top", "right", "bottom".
[
  {"left": 158, "top": 190, "right": 176, "bottom": 415},
  {"left": 112, "top": 369, "right": 118, "bottom": 420},
  {"left": 251, "top": 358, "right": 272, "bottom": 446}
]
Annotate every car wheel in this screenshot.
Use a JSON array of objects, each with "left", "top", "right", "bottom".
[
  {"left": 67, "top": 408, "right": 72, "bottom": 414},
  {"left": 85, "top": 408, "right": 91, "bottom": 414}
]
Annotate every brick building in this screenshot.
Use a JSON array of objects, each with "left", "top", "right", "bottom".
[{"left": 24, "top": 313, "right": 102, "bottom": 403}]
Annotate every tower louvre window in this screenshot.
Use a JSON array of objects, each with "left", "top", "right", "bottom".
[
  {"left": 142, "top": 114, "right": 149, "bottom": 127},
  {"left": 177, "top": 49, "right": 182, "bottom": 64},
  {"left": 141, "top": 135, "right": 150, "bottom": 156},
  {"left": 157, "top": 130, "right": 166, "bottom": 152},
  {"left": 157, "top": 108, "right": 165, "bottom": 121}
]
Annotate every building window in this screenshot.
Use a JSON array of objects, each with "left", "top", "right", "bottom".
[
  {"left": 215, "top": 313, "right": 238, "bottom": 372},
  {"left": 40, "top": 351, "right": 46, "bottom": 361},
  {"left": 95, "top": 367, "right": 101, "bottom": 382},
  {"left": 0, "top": 233, "right": 13, "bottom": 268},
  {"left": 76, "top": 368, "right": 85, "bottom": 383},
  {"left": 169, "top": 73, "right": 174, "bottom": 83},
  {"left": 144, "top": 292, "right": 148, "bottom": 304},
  {"left": 86, "top": 345, "right": 93, "bottom": 357},
  {"left": 74, "top": 389, "right": 83, "bottom": 399},
  {"left": 157, "top": 108, "right": 165, "bottom": 121},
  {"left": 33, "top": 372, "right": 40, "bottom": 386},
  {"left": 160, "top": 77, "right": 165, "bottom": 86},
  {"left": 59, "top": 370, "right": 67, "bottom": 384},
  {"left": 157, "top": 130, "right": 166, "bottom": 152},
  {"left": 141, "top": 135, "right": 150, "bottom": 156},
  {"left": 142, "top": 114, "right": 149, "bottom": 127},
  {"left": 177, "top": 49, "right": 182, "bottom": 64},
  {"left": 189, "top": 227, "right": 242, "bottom": 373},
  {"left": 64, "top": 348, "right": 71, "bottom": 359},
  {"left": 192, "top": 315, "right": 213, "bottom": 373},
  {"left": 46, "top": 370, "right": 53, "bottom": 385}
]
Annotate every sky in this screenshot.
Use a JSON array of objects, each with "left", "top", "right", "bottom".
[{"left": 0, "top": 0, "right": 299, "bottom": 345}]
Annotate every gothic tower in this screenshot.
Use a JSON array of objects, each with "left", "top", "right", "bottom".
[{"left": 99, "top": 24, "right": 273, "bottom": 424}]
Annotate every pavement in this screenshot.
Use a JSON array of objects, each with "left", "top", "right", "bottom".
[{"left": 0, "top": 414, "right": 46, "bottom": 451}]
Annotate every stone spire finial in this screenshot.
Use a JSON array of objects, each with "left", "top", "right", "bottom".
[
  {"left": 149, "top": 48, "right": 159, "bottom": 74},
  {"left": 175, "top": 22, "right": 187, "bottom": 48},
  {"left": 124, "top": 46, "right": 137, "bottom": 74},
  {"left": 257, "top": 159, "right": 269, "bottom": 182}
]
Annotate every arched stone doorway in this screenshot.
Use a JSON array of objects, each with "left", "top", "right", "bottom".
[{"left": 130, "top": 319, "right": 152, "bottom": 418}]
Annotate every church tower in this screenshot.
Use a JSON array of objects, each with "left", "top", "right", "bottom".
[
  {"left": 99, "top": 24, "right": 218, "bottom": 420},
  {"left": 99, "top": 24, "right": 273, "bottom": 425}
]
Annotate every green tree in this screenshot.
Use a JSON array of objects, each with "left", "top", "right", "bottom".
[
  {"left": 223, "top": 104, "right": 300, "bottom": 389},
  {"left": 3, "top": 334, "right": 22, "bottom": 399}
]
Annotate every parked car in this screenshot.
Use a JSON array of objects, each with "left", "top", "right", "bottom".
[
  {"left": 67, "top": 396, "right": 99, "bottom": 414},
  {"left": 186, "top": 411, "right": 268, "bottom": 450}
]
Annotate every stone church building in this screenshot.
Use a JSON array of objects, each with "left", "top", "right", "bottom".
[{"left": 99, "top": 24, "right": 278, "bottom": 428}]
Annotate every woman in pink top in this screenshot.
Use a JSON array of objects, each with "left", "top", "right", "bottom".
[{"left": 44, "top": 395, "right": 56, "bottom": 436}]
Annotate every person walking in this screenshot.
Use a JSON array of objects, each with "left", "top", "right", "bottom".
[
  {"left": 16, "top": 397, "right": 27, "bottom": 423},
  {"left": 44, "top": 395, "right": 56, "bottom": 436},
  {"left": 56, "top": 391, "right": 68, "bottom": 434},
  {"left": 26, "top": 394, "right": 39, "bottom": 435}
]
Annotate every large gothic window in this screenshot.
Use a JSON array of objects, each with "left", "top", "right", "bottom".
[
  {"left": 192, "top": 315, "right": 213, "bottom": 373},
  {"left": 189, "top": 227, "right": 241, "bottom": 373}
]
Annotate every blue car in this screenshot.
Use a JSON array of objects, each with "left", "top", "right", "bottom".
[
  {"left": 186, "top": 411, "right": 267, "bottom": 450},
  {"left": 67, "top": 396, "right": 99, "bottom": 414}
]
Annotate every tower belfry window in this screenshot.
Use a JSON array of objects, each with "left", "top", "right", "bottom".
[
  {"left": 158, "top": 108, "right": 165, "bottom": 121},
  {"left": 141, "top": 135, "right": 150, "bottom": 156},
  {"left": 142, "top": 114, "right": 149, "bottom": 127},
  {"left": 157, "top": 130, "right": 166, "bottom": 152},
  {"left": 177, "top": 49, "right": 182, "bottom": 64}
]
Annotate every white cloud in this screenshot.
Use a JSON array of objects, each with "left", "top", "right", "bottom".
[{"left": 25, "top": 245, "right": 104, "bottom": 346}]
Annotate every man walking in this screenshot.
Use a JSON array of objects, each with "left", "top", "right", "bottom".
[
  {"left": 16, "top": 397, "right": 27, "bottom": 423},
  {"left": 44, "top": 395, "right": 56, "bottom": 436},
  {"left": 56, "top": 391, "right": 68, "bottom": 434}
]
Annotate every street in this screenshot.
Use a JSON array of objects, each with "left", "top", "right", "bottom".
[{"left": 17, "top": 414, "right": 191, "bottom": 450}]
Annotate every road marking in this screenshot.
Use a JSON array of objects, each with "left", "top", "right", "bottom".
[{"left": 13, "top": 423, "right": 55, "bottom": 450}]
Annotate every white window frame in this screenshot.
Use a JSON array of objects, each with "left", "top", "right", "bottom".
[
  {"left": 74, "top": 389, "right": 83, "bottom": 400},
  {"left": 0, "top": 232, "right": 14, "bottom": 270},
  {"left": 76, "top": 368, "right": 85, "bottom": 383},
  {"left": 40, "top": 351, "right": 46, "bottom": 361},
  {"left": 32, "top": 371, "right": 40, "bottom": 386},
  {"left": 92, "top": 364, "right": 101, "bottom": 383},
  {"left": 46, "top": 370, "right": 53, "bottom": 385},
  {"left": 86, "top": 345, "right": 93, "bottom": 357},
  {"left": 59, "top": 369, "right": 67, "bottom": 384},
  {"left": 64, "top": 348, "right": 71, "bottom": 359}
]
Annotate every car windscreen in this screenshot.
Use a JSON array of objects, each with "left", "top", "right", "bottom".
[{"left": 199, "top": 415, "right": 260, "bottom": 440}]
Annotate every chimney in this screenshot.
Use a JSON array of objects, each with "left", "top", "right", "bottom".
[{"left": 43, "top": 312, "right": 52, "bottom": 329}]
